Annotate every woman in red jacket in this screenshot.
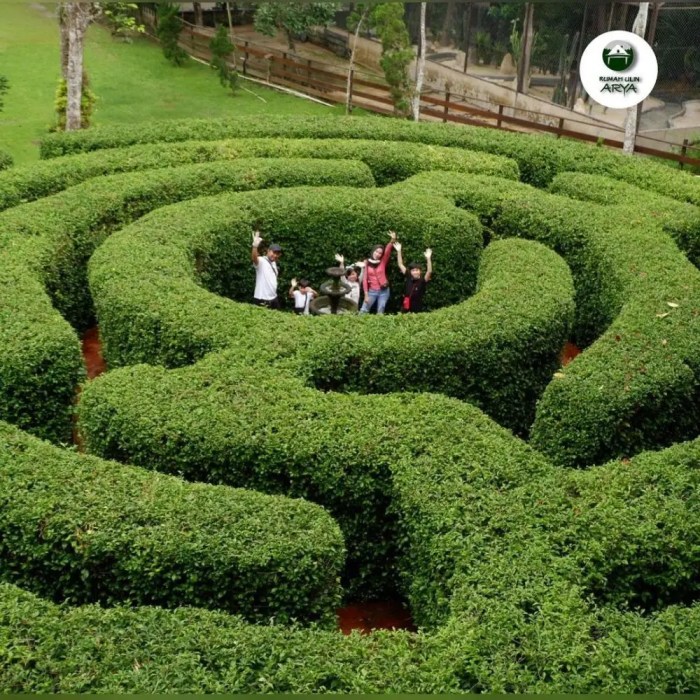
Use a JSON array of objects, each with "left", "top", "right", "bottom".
[{"left": 359, "top": 230, "right": 397, "bottom": 315}]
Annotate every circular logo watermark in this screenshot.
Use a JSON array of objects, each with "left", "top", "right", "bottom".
[{"left": 580, "top": 30, "right": 657, "bottom": 109}]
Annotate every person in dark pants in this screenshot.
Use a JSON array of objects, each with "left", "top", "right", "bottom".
[
  {"left": 251, "top": 230, "right": 282, "bottom": 309},
  {"left": 395, "top": 242, "right": 433, "bottom": 313}
]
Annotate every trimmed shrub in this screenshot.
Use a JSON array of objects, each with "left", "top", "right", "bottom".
[
  {"left": 2, "top": 114, "right": 700, "bottom": 692},
  {"left": 396, "top": 171, "right": 700, "bottom": 466},
  {"left": 549, "top": 171, "right": 700, "bottom": 268},
  {"left": 88, "top": 185, "right": 572, "bottom": 433},
  {"left": 0, "top": 265, "right": 83, "bottom": 443},
  {"left": 0, "top": 421, "right": 344, "bottom": 625},
  {"left": 5, "top": 436, "right": 700, "bottom": 691},
  {"left": 0, "top": 158, "right": 372, "bottom": 442},
  {"left": 0, "top": 137, "right": 518, "bottom": 210},
  {"left": 38, "top": 115, "right": 700, "bottom": 201}
]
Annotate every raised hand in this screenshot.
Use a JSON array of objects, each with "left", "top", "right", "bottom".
[
  {"left": 252, "top": 230, "right": 263, "bottom": 248},
  {"left": 394, "top": 242, "right": 402, "bottom": 253},
  {"left": 335, "top": 253, "right": 344, "bottom": 264},
  {"left": 388, "top": 230, "right": 397, "bottom": 242},
  {"left": 291, "top": 278, "right": 298, "bottom": 288},
  {"left": 424, "top": 248, "right": 432, "bottom": 259}
]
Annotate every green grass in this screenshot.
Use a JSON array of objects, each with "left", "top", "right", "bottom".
[{"left": 0, "top": 2, "right": 338, "bottom": 165}]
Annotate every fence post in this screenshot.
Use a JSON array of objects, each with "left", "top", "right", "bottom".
[
  {"left": 307, "top": 59, "right": 312, "bottom": 88},
  {"left": 243, "top": 41, "right": 249, "bottom": 77},
  {"left": 348, "top": 68, "right": 354, "bottom": 113},
  {"left": 680, "top": 138, "right": 689, "bottom": 170},
  {"left": 557, "top": 117, "right": 565, "bottom": 138},
  {"left": 496, "top": 104, "right": 504, "bottom": 129},
  {"left": 443, "top": 91, "right": 450, "bottom": 122}
]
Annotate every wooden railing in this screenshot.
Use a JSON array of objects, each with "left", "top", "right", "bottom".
[{"left": 139, "top": 10, "right": 700, "bottom": 170}]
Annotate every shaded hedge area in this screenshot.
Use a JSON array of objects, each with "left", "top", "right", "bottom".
[
  {"left": 0, "top": 158, "right": 372, "bottom": 443},
  {"left": 88, "top": 187, "right": 572, "bottom": 434},
  {"left": 0, "top": 421, "right": 344, "bottom": 626},
  {"left": 0, "top": 137, "right": 518, "bottom": 210},
  {"left": 39, "top": 115, "right": 700, "bottom": 202}
]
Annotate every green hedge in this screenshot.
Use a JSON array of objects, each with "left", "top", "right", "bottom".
[
  {"left": 0, "top": 421, "right": 343, "bottom": 625},
  {"left": 5, "top": 434, "right": 700, "bottom": 691},
  {"left": 549, "top": 171, "right": 700, "bottom": 268},
  {"left": 395, "top": 170, "right": 700, "bottom": 466},
  {"left": 0, "top": 266, "right": 83, "bottom": 443},
  {"left": 0, "top": 158, "right": 372, "bottom": 443},
  {"left": 79, "top": 230, "right": 573, "bottom": 593},
  {"left": 88, "top": 185, "right": 572, "bottom": 434},
  {"left": 38, "top": 115, "right": 700, "bottom": 201},
  {"left": 0, "top": 137, "right": 518, "bottom": 210}
]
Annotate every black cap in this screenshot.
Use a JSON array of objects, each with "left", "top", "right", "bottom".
[{"left": 269, "top": 243, "right": 282, "bottom": 253}]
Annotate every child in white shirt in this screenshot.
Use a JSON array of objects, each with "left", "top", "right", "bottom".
[{"left": 289, "top": 278, "right": 317, "bottom": 315}]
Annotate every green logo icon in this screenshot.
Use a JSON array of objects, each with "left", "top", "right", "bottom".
[{"left": 603, "top": 42, "right": 634, "bottom": 71}]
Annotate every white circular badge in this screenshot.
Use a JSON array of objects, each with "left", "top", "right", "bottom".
[{"left": 579, "top": 30, "right": 658, "bottom": 109}]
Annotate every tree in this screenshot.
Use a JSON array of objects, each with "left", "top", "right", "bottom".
[
  {"left": 346, "top": 3, "right": 370, "bottom": 114},
  {"left": 623, "top": 3, "right": 649, "bottom": 156},
  {"left": 210, "top": 24, "right": 238, "bottom": 93},
  {"left": 372, "top": 3, "right": 413, "bottom": 116},
  {"left": 253, "top": 2, "right": 337, "bottom": 52},
  {"left": 412, "top": 2, "right": 426, "bottom": 121},
  {"left": 102, "top": 2, "right": 145, "bottom": 42},
  {"left": 58, "top": 2, "right": 100, "bottom": 131},
  {"left": 156, "top": 2, "right": 188, "bottom": 66}
]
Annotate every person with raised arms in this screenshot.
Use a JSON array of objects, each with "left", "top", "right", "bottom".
[{"left": 251, "top": 230, "right": 282, "bottom": 310}]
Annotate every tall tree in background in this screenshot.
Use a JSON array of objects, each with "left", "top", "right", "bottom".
[
  {"left": 58, "top": 2, "right": 100, "bottom": 131},
  {"left": 346, "top": 3, "right": 370, "bottom": 114},
  {"left": 156, "top": 2, "right": 188, "bottom": 66},
  {"left": 372, "top": 3, "right": 413, "bottom": 116},
  {"left": 254, "top": 2, "right": 338, "bottom": 51},
  {"left": 412, "top": 2, "right": 426, "bottom": 121}
]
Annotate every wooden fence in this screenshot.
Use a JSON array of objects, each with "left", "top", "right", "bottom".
[{"left": 140, "top": 10, "right": 700, "bottom": 170}]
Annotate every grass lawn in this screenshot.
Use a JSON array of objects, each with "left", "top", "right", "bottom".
[{"left": 0, "top": 2, "right": 340, "bottom": 165}]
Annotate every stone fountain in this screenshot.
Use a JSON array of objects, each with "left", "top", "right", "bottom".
[{"left": 309, "top": 266, "right": 358, "bottom": 315}]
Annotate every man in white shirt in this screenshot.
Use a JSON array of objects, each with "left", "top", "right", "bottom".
[{"left": 251, "top": 231, "right": 282, "bottom": 309}]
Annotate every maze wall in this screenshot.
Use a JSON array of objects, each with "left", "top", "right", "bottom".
[{"left": 2, "top": 115, "right": 700, "bottom": 692}]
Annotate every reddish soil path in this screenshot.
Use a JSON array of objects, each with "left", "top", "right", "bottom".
[
  {"left": 560, "top": 341, "right": 581, "bottom": 366},
  {"left": 81, "top": 326, "right": 106, "bottom": 379},
  {"left": 337, "top": 601, "right": 415, "bottom": 635}
]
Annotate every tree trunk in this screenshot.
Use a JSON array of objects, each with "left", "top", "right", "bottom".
[
  {"left": 226, "top": 2, "right": 235, "bottom": 67},
  {"left": 516, "top": 2, "right": 534, "bottom": 94},
  {"left": 412, "top": 2, "right": 426, "bottom": 121},
  {"left": 58, "top": 4, "right": 69, "bottom": 80},
  {"left": 462, "top": 2, "right": 473, "bottom": 73},
  {"left": 65, "top": 3, "right": 94, "bottom": 131},
  {"left": 193, "top": 2, "right": 204, "bottom": 27},
  {"left": 346, "top": 7, "right": 368, "bottom": 115},
  {"left": 440, "top": 0, "right": 456, "bottom": 46},
  {"left": 623, "top": 2, "right": 649, "bottom": 155}
]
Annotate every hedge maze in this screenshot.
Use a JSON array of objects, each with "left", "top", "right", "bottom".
[{"left": 2, "top": 115, "right": 700, "bottom": 691}]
